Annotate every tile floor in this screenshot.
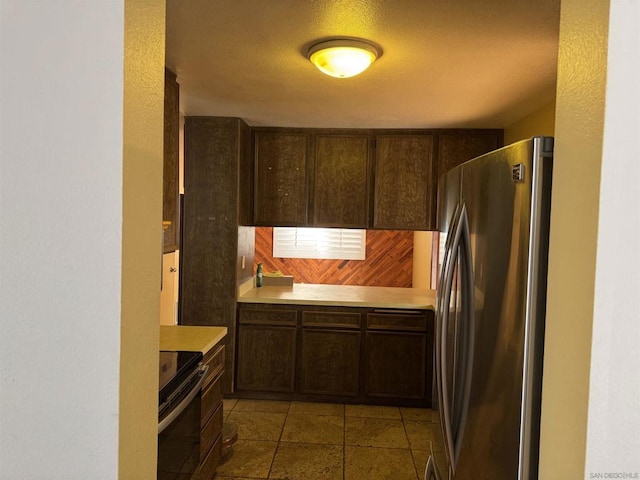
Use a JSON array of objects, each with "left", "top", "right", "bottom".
[{"left": 217, "top": 398, "right": 438, "bottom": 480}]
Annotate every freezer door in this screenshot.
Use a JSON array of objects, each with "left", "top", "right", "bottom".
[{"left": 454, "top": 138, "right": 552, "bottom": 480}]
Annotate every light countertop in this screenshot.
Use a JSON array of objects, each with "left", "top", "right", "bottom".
[
  {"left": 238, "top": 283, "right": 437, "bottom": 310},
  {"left": 160, "top": 325, "right": 227, "bottom": 354}
]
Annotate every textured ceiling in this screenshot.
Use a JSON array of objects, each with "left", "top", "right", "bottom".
[{"left": 166, "top": 0, "right": 560, "bottom": 129}]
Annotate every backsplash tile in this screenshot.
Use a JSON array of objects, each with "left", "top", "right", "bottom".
[{"left": 254, "top": 227, "right": 413, "bottom": 287}]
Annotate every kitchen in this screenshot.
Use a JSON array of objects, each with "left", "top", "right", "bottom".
[
  {"left": 0, "top": 1, "right": 637, "bottom": 480},
  {"left": 160, "top": 1, "right": 552, "bottom": 477}
]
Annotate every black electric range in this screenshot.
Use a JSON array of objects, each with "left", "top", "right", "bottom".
[
  {"left": 158, "top": 350, "right": 203, "bottom": 418},
  {"left": 158, "top": 350, "right": 205, "bottom": 479}
]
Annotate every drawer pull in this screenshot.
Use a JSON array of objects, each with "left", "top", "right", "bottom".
[{"left": 372, "top": 309, "right": 423, "bottom": 315}]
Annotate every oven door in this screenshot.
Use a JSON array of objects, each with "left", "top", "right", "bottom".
[{"left": 158, "top": 363, "right": 208, "bottom": 480}]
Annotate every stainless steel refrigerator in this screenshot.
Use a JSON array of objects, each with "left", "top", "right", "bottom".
[{"left": 426, "top": 137, "right": 554, "bottom": 480}]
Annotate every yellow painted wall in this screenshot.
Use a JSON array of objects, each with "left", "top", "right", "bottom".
[
  {"left": 412, "top": 231, "right": 433, "bottom": 288},
  {"left": 120, "top": 0, "right": 165, "bottom": 478},
  {"left": 538, "top": 0, "right": 609, "bottom": 477},
  {"left": 504, "top": 101, "right": 556, "bottom": 145}
]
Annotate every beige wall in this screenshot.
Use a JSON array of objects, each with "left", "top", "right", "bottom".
[
  {"left": 412, "top": 231, "right": 433, "bottom": 288},
  {"left": 120, "top": 0, "right": 166, "bottom": 478},
  {"left": 0, "top": 2, "right": 127, "bottom": 477},
  {"left": 538, "top": 0, "right": 609, "bottom": 478},
  {"left": 584, "top": 0, "right": 640, "bottom": 471},
  {"left": 504, "top": 101, "right": 556, "bottom": 145}
]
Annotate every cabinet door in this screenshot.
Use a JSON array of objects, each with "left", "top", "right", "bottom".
[
  {"left": 254, "top": 132, "right": 309, "bottom": 225},
  {"left": 373, "top": 134, "right": 436, "bottom": 230},
  {"left": 299, "top": 329, "right": 360, "bottom": 396},
  {"left": 437, "top": 132, "right": 502, "bottom": 176},
  {"left": 163, "top": 69, "right": 180, "bottom": 252},
  {"left": 236, "top": 325, "right": 296, "bottom": 392},
  {"left": 365, "top": 331, "right": 427, "bottom": 399},
  {"left": 313, "top": 134, "right": 371, "bottom": 227}
]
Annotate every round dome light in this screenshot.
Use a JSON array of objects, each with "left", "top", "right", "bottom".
[{"left": 308, "top": 39, "right": 381, "bottom": 79}]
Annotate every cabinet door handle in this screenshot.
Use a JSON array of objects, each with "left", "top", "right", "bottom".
[
  {"left": 158, "top": 365, "right": 208, "bottom": 434},
  {"left": 169, "top": 267, "right": 177, "bottom": 273},
  {"left": 372, "top": 309, "right": 423, "bottom": 315}
]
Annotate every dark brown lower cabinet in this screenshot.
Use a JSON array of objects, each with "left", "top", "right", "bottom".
[
  {"left": 365, "top": 331, "right": 427, "bottom": 399},
  {"left": 235, "top": 303, "right": 433, "bottom": 407},
  {"left": 365, "top": 310, "right": 431, "bottom": 400},
  {"left": 236, "top": 324, "right": 296, "bottom": 392},
  {"left": 299, "top": 329, "right": 360, "bottom": 396}
]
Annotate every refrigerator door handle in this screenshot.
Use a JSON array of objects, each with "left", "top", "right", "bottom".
[
  {"left": 439, "top": 204, "right": 476, "bottom": 475},
  {"left": 450, "top": 206, "right": 476, "bottom": 471},
  {"left": 439, "top": 205, "right": 465, "bottom": 472},
  {"left": 424, "top": 455, "right": 442, "bottom": 480},
  {"left": 436, "top": 203, "right": 462, "bottom": 305},
  {"left": 435, "top": 202, "right": 461, "bottom": 430}
]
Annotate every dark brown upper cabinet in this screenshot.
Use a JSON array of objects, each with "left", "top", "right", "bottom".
[
  {"left": 254, "top": 131, "right": 310, "bottom": 226},
  {"left": 312, "top": 133, "right": 371, "bottom": 228},
  {"left": 162, "top": 68, "right": 180, "bottom": 252},
  {"left": 437, "top": 131, "right": 503, "bottom": 178},
  {"left": 250, "top": 127, "right": 502, "bottom": 230},
  {"left": 373, "top": 134, "right": 437, "bottom": 230}
]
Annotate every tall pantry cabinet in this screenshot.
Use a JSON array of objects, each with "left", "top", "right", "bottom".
[{"left": 180, "top": 117, "right": 255, "bottom": 392}]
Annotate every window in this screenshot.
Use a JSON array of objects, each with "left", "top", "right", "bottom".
[{"left": 273, "top": 227, "right": 366, "bottom": 260}]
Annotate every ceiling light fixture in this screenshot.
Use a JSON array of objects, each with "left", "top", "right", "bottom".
[{"left": 307, "top": 39, "right": 381, "bottom": 79}]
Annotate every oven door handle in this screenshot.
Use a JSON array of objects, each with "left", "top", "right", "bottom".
[{"left": 158, "top": 364, "right": 208, "bottom": 434}]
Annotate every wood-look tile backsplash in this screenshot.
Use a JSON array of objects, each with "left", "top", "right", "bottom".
[{"left": 254, "top": 227, "right": 413, "bottom": 287}]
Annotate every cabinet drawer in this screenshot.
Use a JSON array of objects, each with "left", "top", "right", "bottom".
[
  {"left": 201, "top": 402, "right": 223, "bottom": 459},
  {"left": 239, "top": 308, "right": 297, "bottom": 326},
  {"left": 198, "top": 431, "right": 222, "bottom": 480},
  {"left": 202, "top": 344, "right": 225, "bottom": 389},
  {"left": 302, "top": 310, "right": 361, "bottom": 329},
  {"left": 366, "top": 311, "right": 428, "bottom": 331},
  {"left": 201, "top": 372, "right": 223, "bottom": 427}
]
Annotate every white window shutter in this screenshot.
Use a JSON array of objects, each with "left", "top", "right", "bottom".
[{"left": 273, "top": 227, "right": 366, "bottom": 260}]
